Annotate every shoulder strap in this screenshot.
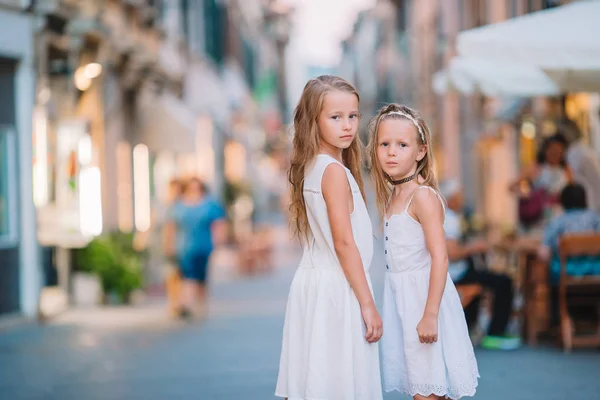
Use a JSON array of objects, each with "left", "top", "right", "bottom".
[
  {"left": 304, "top": 154, "right": 344, "bottom": 192},
  {"left": 318, "top": 154, "right": 345, "bottom": 169},
  {"left": 405, "top": 186, "right": 446, "bottom": 214},
  {"left": 318, "top": 154, "right": 348, "bottom": 187},
  {"left": 405, "top": 186, "right": 425, "bottom": 211}
]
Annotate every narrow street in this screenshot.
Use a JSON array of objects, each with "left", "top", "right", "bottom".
[
  {"left": 1, "top": 224, "right": 599, "bottom": 399},
  {"left": 0, "top": 1, "right": 599, "bottom": 400}
]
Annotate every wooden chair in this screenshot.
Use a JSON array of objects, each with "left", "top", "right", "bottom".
[
  {"left": 524, "top": 257, "right": 551, "bottom": 347},
  {"left": 456, "top": 284, "right": 482, "bottom": 308},
  {"left": 558, "top": 233, "right": 600, "bottom": 352}
]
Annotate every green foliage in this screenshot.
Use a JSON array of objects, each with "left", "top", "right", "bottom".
[{"left": 75, "top": 232, "right": 144, "bottom": 303}]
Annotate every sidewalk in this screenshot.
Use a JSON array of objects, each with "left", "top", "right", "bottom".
[
  {"left": 0, "top": 313, "right": 35, "bottom": 332},
  {"left": 43, "top": 224, "right": 301, "bottom": 331}
]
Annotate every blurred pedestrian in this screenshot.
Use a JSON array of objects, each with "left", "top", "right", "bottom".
[
  {"left": 165, "top": 177, "right": 227, "bottom": 318},
  {"left": 162, "top": 178, "right": 184, "bottom": 317}
]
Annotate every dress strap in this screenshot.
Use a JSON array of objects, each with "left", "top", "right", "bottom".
[
  {"left": 303, "top": 154, "right": 347, "bottom": 195},
  {"left": 405, "top": 186, "right": 446, "bottom": 214},
  {"left": 317, "top": 154, "right": 347, "bottom": 184},
  {"left": 317, "top": 153, "right": 345, "bottom": 169},
  {"left": 316, "top": 154, "right": 361, "bottom": 197}
]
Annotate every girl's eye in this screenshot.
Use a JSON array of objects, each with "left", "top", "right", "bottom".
[
  {"left": 380, "top": 142, "right": 388, "bottom": 147},
  {"left": 349, "top": 114, "right": 358, "bottom": 120},
  {"left": 400, "top": 143, "right": 407, "bottom": 148},
  {"left": 332, "top": 115, "right": 340, "bottom": 120}
]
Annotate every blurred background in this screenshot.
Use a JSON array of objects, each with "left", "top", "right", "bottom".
[{"left": 1, "top": 0, "right": 600, "bottom": 399}]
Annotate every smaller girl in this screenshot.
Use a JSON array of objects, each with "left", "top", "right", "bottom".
[{"left": 368, "top": 104, "right": 479, "bottom": 399}]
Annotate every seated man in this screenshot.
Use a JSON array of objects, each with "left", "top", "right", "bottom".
[
  {"left": 538, "top": 183, "right": 600, "bottom": 281},
  {"left": 537, "top": 183, "right": 600, "bottom": 325},
  {"left": 440, "top": 180, "right": 521, "bottom": 350}
]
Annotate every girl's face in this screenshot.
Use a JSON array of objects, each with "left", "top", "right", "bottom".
[
  {"left": 317, "top": 91, "right": 359, "bottom": 152},
  {"left": 376, "top": 118, "right": 426, "bottom": 180}
]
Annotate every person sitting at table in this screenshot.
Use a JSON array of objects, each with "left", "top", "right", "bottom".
[
  {"left": 538, "top": 183, "right": 600, "bottom": 281},
  {"left": 440, "top": 179, "right": 521, "bottom": 350},
  {"left": 510, "top": 134, "right": 571, "bottom": 230},
  {"left": 537, "top": 183, "right": 600, "bottom": 324}
]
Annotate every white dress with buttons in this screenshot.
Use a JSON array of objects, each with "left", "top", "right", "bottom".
[
  {"left": 275, "top": 154, "right": 383, "bottom": 400},
  {"left": 381, "top": 186, "right": 479, "bottom": 399}
]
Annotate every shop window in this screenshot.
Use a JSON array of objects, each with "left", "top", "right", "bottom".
[{"left": 0, "top": 126, "right": 16, "bottom": 246}]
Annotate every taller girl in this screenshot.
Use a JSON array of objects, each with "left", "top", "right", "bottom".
[
  {"left": 368, "top": 104, "right": 479, "bottom": 400},
  {"left": 276, "top": 75, "right": 383, "bottom": 400}
]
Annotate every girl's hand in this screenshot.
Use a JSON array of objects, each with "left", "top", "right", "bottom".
[
  {"left": 323, "top": 163, "right": 383, "bottom": 344},
  {"left": 416, "top": 312, "right": 438, "bottom": 344},
  {"left": 361, "top": 303, "right": 383, "bottom": 343}
]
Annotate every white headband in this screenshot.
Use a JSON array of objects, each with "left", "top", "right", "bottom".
[{"left": 384, "top": 111, "right": 425, "bottom": 143}]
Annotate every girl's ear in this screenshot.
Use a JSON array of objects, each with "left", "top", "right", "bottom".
[{"left": 416, "top": 144, "right": 427, "bottom": 162}]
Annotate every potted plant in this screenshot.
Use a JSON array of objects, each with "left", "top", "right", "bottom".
[{"left": 74, "top": 232, "right": 144, "bottom": 305}]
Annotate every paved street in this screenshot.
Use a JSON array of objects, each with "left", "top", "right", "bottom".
[
  {"left": 2, "top": 231, "right": 600, "bottom": 400},
  {"left": 1, "top": 1, "right": 598, "bottom": 399}
]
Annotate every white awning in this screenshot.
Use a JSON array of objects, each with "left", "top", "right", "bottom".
[
  {"left": 457, "top": 1, "right": 600, "bottom": 69},
  {"left": 433, "top": 57, "right": 560, "bottom": 97},
  {"left": 544, "top": 69, "right": 600, "bottom": 93},
  {"left": 138, "top": 93, "right": 196, "bottom": 154},
  {"left": 457, "top": 1, "right": 600, "bottom": 92}
]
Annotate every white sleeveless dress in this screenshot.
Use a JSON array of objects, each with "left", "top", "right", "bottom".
[
  {"left": 276, "top": 154, "right": 383, "bottom": 400},
  {"left": 381, "top": 186, "right": 479, "bottom": 399}
]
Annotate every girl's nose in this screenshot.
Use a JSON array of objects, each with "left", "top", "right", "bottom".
[{"left": 342, "top": 118, "right": 351, "bottom": 130}]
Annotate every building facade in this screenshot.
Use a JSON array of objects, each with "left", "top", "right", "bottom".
[
  {"left": 0, "top": 0, "right": 289, "bottom": 318},
  {"left": 0, "top": 1, "right": 38, "bottom": 317},
  {"left": 343, "top": 0, "right": 583, "bottom": 231}
]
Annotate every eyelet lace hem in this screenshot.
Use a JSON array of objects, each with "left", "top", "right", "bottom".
[{"left": 384, "top": 374, "right": 479, "bottom": 400}]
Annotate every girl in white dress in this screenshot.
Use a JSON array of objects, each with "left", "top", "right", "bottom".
[
  {"left": 275, "top": 75, "right": 383, "bottom": 400},
  {"left": 367, "top": 104, "right": 479, "bottom": 399}
]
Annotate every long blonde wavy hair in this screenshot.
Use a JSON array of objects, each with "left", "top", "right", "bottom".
[
  {"left": 288, "top": 75, "right": 366, "bottom": 242},
  {"left": 367, "top": 103, "right": 439, "bottom": 218}
]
